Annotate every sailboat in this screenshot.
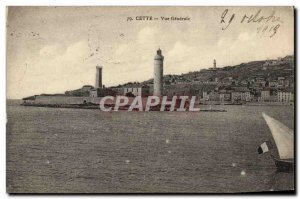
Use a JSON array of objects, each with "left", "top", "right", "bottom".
[{"left": 259, "top": 112, "right": 294, "bottom": 172}]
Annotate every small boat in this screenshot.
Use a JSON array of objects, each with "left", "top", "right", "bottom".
[{"left": 259, "top": 112, "right": 294, "bottom": 172}]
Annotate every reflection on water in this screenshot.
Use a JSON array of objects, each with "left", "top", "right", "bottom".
[{"left": 6, "top": 101, "right": 295, "bottom": 193}]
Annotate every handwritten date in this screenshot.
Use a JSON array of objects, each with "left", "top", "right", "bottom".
[{"left": 220, "top": 9, "right": 283, "bottom": 38}]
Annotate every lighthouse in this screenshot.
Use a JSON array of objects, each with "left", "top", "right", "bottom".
[
  {"left": 95, "top": 66, "right": 103, "bottom": 89},
  {"left": 154, "top": 48, "right": 164, "bottom": 96}
]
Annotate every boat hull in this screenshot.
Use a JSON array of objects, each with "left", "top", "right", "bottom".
[{"left": 273, "top": 158, "right": 294, "bottom": 172}]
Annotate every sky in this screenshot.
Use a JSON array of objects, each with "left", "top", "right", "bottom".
[{"left": 6, "top": 6, "right": 294, "bottom": 99}]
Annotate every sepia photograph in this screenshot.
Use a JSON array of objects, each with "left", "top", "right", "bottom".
[{"left": 6, "top": 6, "right": 295, "bottom": 193}]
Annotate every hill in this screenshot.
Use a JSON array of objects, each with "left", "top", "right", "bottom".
[{"left": 140, "top": 56, "right": 294, "bottom": 86}]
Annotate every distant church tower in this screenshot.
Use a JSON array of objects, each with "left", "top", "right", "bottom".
[
  {"left": 214, "top": 59, "right": 216, "bottom": 69},
  {"left": 95, "top": 66, "right": 103, "bottom": 88},
  {"left": 154, "top": 48, "right": 164, "bottom": 96}
]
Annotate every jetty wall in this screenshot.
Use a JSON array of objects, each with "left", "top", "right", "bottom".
[{"left": 34, "top": 96, "right": 102, "bottom": 105}]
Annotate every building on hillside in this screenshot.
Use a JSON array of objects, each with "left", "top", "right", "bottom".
[
  {"left": 110, "top": 87, "right": 125, "bottom": 96},
  {"left": 263, "top": 60, "right": 275, "bottom": 67},
  {"left": 268, "top": 80, "right": 278, "bottom": 88},
  {"left": 277, "top": 77, "right": 285, "bottom": 87},
  {"left": 284, "top": 76, "right": 294, "bottom": 88},
  {"left": 255, "top": 77, "right": 267, "bottom": 87},
  {"left": 123, "top": 84, "right": 150, "bottom": 97}
]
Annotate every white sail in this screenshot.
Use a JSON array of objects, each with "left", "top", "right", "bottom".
[
  {"left": 262, "top": 112, "right": 294, "bottom": 160},
  {"left": 258, "top": 142, "right": 269, "bottom": 154}
]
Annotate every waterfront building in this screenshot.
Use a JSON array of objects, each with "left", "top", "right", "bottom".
[
  {"left": 22, "top": 95, "right": 36, "bottom": 104},
  {"left": 202, "top": 91, "right": 209, "bottom": 101},
  {"left": 261, "top": 89, "right": 271, "bottom": 102},
  {"left": 278, "top": 88, "right": 294, "bottom": 102},
  {"left": 89, "top": 88, "right": 116, "bottom": 97},
  {"left": 231, "top": 87, "right": 251, "bottom": 102}
]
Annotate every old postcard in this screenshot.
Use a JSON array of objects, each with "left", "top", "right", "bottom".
[{"left": 6, "top": 6, "right": 295, "bottom": 193}]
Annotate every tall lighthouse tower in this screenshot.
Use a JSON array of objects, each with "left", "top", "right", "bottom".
[
  {"left": 95, "top": 66, "right": 103, "bottom": 89},
  {"left": 213, "top": 59, "right": 216, "bottom": 69},
  {"left": 154, "top": 48, "right": 164, "bottom": 96}
]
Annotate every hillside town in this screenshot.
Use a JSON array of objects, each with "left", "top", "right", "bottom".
[
  {"left": 110, "top": 55, "right": 295, "bottom": 105},
  {"left": 22, "top": 53, "right": 294, "bottom": 106}
]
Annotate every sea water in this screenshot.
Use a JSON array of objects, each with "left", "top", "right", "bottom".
[{"left": 6, "top": 100, "right": 294, "bottom": 193}]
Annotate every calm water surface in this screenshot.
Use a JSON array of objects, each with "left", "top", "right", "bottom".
[{"left": 6, "top": 101, "right": 295, "bottom": 193}]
